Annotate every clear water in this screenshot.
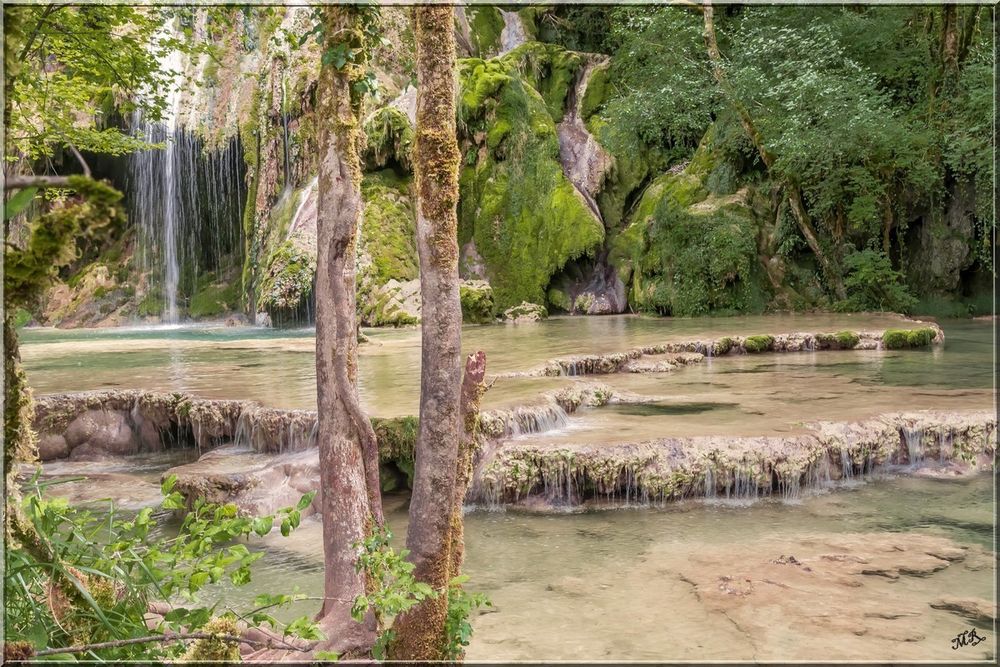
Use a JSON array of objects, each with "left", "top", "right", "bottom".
[{"left": 21, "top": 314, "right": 996, "bottom": 660}]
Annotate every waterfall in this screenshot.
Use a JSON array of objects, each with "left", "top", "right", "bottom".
[
  {"left": 129, "top": 33, "right": 246, "bottom": 322},
  {"left": 499, "top": 10, "right": 527, "bottom": 54},
  {"left": 902, "top": 426, "right": 924, "bottom": 465}
]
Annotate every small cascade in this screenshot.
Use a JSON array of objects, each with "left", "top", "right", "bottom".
[
  {"left": 902, "top": 426, "right": 924, "bottom": 466},
  {"left": 938, "top": 429, "right": 955, "bottom": 463},
  {"left": 483, "top": 400, "right": 570, "bottom": 439},
  {"left": 703, "top": 468, "right": 716, "bottom": 500},
  {"left": 233, "top": 407, "right": 318, "bottom": 454},
  {"left": 499, "top": 10, "right": 527, "bottom": 55}
]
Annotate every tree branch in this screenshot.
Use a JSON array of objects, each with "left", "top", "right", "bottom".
[
  {"left": 33, "top": 632, "right": 309, "bottom": 657},
  {"left": 4, "top": 175, "right": 72, "bottom": 190}
]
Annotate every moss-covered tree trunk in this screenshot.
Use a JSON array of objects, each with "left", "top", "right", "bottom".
[
  {"left": 389, "top": 6, "right": 464, "bottom": 660},
  {"left": 312, "top": 5, "right": 382, "bottom": 653},
  {"left": 701, "top": 0, "right": 846, "bottom": 301}
]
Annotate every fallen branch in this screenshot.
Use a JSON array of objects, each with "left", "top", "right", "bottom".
[
  {"left": 4, "top": 174, "right": 72, "bottom": 190},
  {"left": 34, "top": 632, "right": 310, "bottom": 657}
]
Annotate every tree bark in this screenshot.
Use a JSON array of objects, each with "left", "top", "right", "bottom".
[
  {"left": 312, "top": 5, "right": 381, "bottom": 652},
  {"left": 449, "top": 351, "right": 487, "bottom": 580},
  {"left": 389, "top": 5, "right": 463, "bottom": 660},
  {"left": 701, "top": 1, "right": 845, "bottom": 300}
]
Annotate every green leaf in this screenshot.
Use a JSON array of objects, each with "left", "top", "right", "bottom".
[
  {"left": 280, "top": 519, "right": 291, "bottom": 537},
  {"left": 5, "top": 187, "right": 38, "bottom": 219},
  {"left": 315, "top": 650, "right": 340, "bottom": 662},
  {"left": 161, "top": 474, "right": 178, "bottom": 495},
  {"left": 252, "top": 516, "right": 273, "bottom": 537},
  {"left": 230, "top": 565, "right": 251, "bottom": 586},
  {"left": 296, "top": 491, "right": 316, "bottom": 511}
]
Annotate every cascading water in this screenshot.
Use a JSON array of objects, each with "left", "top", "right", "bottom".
[{"left": 129, "top": 26, "right": 245, "bottom": 322}]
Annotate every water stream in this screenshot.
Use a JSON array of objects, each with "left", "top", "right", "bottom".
[{"left": 20, "top": 315, "right": 995, "bottom": 660}]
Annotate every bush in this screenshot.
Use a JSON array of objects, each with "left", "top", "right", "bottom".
[
  {"left": 5, "top": 476, "right": 322, "bottom": 660},
  {"left": 743, "top": 334, "right": 774, "bottom": 353},
  {"left": 837, "top": 249, "right": 917, "bottom": 314}
]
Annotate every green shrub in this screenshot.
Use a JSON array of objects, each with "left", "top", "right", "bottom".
[
  {"left": 837, "top": 249, "right": 917, "bottom": 314},
  {"left": 5, "top": 478, "right": 322, "bottom": 660},
  {"left": 743, "top": 334, "right": 774, "bottom": 353}
]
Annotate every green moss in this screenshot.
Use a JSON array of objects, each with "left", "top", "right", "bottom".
[
  {"left": 837, "top": 331, "right": 860, "bottom": 348},
  {"left": 743, "top": 335, "right": 775, "bottom": 353},
  {"left": 883, "top": 327, "right": 936, "bottom": 349},
  {"left": 714, "top": 336, "right": 734, "bottom": 355},
  {"left": 137, "top": 289, "right": 163, "bottom": 317},
  {"left": 362, "top": 106, "right": 414, "bottom": 171},
  {"left": 12, "top": 309, "right": 32, "bottom": 328},
  {"left": 460, "top": 283, "right": 495, "bottom": 323},
  {"left": 816, "top": 330, "right": 860, "bottom": 349},
  {"left": 616, "top": 169, "right": 764, "bottom": 317},
  {"left": 458, "top": 57, "right": 604, "bottom": 310},
  {"left": 360, "top": 170, "right": 418, "bottom": 285},
  {"left": 580, "top": 62, "right": 610, "bottom": 120},
  {"left": 587, "top": 114, "right": 668, "bottom": 231},
  {"left": 500, "top": 42, "right": 583, "bottom": 123},
  {"left": 466, "top": 6, "right": 504, "bottom": 56},
  {"left": 189, "top": 281, "right": 239, "bottom": 319},
  {"left": 546, "top": 286, "right": 573, "bottom": 312},
  {"left": 372, "top": 415, "right": 419, "bottom": 490},
  {"left": 258, "top": 240, "right": 315, "bottom": 321}
]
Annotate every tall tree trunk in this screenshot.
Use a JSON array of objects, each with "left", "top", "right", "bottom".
[
  {"left": 389, "top": 5, "right": 463, "bottom": 660},
  {"left": 313, "top": 5, "right": 382, "bottom": 652},
  {"left": 701, "top": 0, "right": 845, "bottom": 300}
]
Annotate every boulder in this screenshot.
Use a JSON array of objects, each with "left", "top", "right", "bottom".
[
  {"left": 503, "top": 301, "right": 547, "bottom": 323},
  {"left": 64, "top": 409, "right": 138, "bottom": 456},
  {"left": 37, "top": 434, "right": 69, "bottom": 460}
]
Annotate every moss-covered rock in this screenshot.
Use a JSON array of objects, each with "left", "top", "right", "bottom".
[
  {"left": 258, "top": 239, "right": 315, "bottom": 325},
  {"left": 743, "top": 334, "right": 775, "bottom": 353},
  {"left": 607, "top": 128, "right": 768, "bottom": 318},
  {"left": 188, "top": 277, "right": 240, "bottom": 319},
  {"left": 503, "top": 301, "right": 547, "bottom": 323},
  {"left": 458, "top": 50, "right": 604, "bottom": 311},
  {"left": 579, "top": 60, "right": 610, "bottom": 120},
  {"left": 465, "top": 5, "right": 504, "bottom": 57},
  {"left": 460, "top": 280, "right": 495, "bottom": 323},
  {"left": 362, "top": 106, "right": 414, "bottom": 171},
  {"left": 883, "top": 327, "right": 937, "bottom": 349},
  {"left": 816, "top": 331, "right": 860, "bottom": 350},
  {"left": 356, "top": 170, "right": 420, "bottom": 327}
]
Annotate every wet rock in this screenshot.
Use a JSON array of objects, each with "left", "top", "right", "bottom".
[
  {"left": 166, "top": 447, "right": 320, "bottom": 517},
  {"left": 503, "top": 301, "right": 547, "bottom": 323},
  {"left": 37, "top": 434, "right": 69, "bottom": 460},
  {"left": 930, "top": 596, "right": 997, "bottom": 624},
  {"left": 64, "top": 409, "right": 137, "bottom": 456}
]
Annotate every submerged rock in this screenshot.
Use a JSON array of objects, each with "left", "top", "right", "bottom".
[{"left": 930, "top": 596, "right": 997, "bottom": 624}]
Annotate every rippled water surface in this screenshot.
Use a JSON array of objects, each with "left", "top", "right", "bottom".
[{"left": 22, "top": 314, "right": 996, "bottom": 660}]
